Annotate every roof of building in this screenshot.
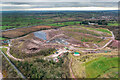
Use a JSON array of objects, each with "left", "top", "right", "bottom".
[{"left": 74, "top": 52, "right": 79, "bottom": 54}]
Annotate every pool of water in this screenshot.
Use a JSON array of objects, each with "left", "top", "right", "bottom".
[{"left": 34, "top": 31, "right": 47, "bottom": 40}]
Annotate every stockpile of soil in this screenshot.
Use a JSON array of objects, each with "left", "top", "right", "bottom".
[{"left": 109, "top": 40, "right": 120, "bottom": 48}]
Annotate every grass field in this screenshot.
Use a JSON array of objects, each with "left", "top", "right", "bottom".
[
  {"left": 47, "top": 21, "right": 81, "bottom": 27},
  {"left": 85, "top": 56, "right": 118, "bottom": 78},
  {"left": 1, "top": 26, "right": 13, "bottom": 30},
  {"left": 108, "top": 23, "right": 118, "bottom": 26},
  {"left": 99, "top": 68, "right": 118, "bottom": 78},
  {"left": 80, "top": 26, "right": 112, "bottom": 35},
  {"left": 68, "top": 53, "right": 118, "bottom": 78},
  {"left": 0, "top": 37, "right": 6, "bottom": 40},
  {"left": 95, "top": 28, "right": 111, "bottom": 34}
]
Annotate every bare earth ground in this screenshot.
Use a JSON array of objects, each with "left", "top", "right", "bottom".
[
  {"left": 1, "top": 25, "right": 119, "bottom": 78},
  {"left": 2, "top": 26, "right": 52, "bottom": 38},
  {"left": 10, "top": 26, "right": 114, "bottom": 56}
]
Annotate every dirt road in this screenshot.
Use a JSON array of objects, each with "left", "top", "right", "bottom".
[
  {"left": 0, "top": 71, "right": 2, "bottom": 80},
  {"left": 69, "top": 58, "right": 77, "bottom": 80},
  {"left": 0, "top": 46, "right": 24, "bottom": 61},
  {"left": 0, "top": 50, "right": 25, "bottom": 78}
]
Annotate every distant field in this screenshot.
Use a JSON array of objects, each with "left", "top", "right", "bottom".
[
  {"left": 108, "top": 23, "right": 118, "bottom": 26},
  {"left": 47, "top": 21, "right": 81, "bottom": 27},
  {"left": 2, "top": 14, "right": 50, "bottom": 30},
  {"left": 2, "top": 11, "right": 83, "bottom": 30},
  {"left": 1, "top": 26, "right": 13, "bottom": 30},
  {"left": 1, "top": 21, "right": 81, "bottom": 30}
]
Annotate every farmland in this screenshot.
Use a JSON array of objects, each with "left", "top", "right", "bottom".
[
  {"left": 1, "top": 11, "right": 119, "bottom": 40},
  {"left": 1, "top": 11, "right": 84, "bottom": 30},
  {"left": 1, "top": 11, "right": 118, "bottom": 30}
]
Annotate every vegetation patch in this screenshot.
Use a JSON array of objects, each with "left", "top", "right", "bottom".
[
  {"left": 85, "top": 56, "right": 118, "bottom": 78},
  {"left": 108, "top": 22, "right": 118, "bottom": 26},
  {"left": 95, "top": 28, "right": 111, "bottom": 35},
  {"left": 0, "top": 48, "right": 7, "bottom": 53},
  {"left": 80, "top": 26, "right": 112, "bottom": 35},
  {"left": 47, "top": 21, "right": 81, "bottom": 27},
  {"left": 10, "top": 47, "right": 56, "bottom": 59},
  {"left": 2, "top": 56, "right": 20, "bottom": 78},
  {"left": 12, "top": 55, "right": 70, "bottom": 78},
  {"left": 0, "top": 37, "right": 6, "bottom": 40},
  {"left": 98, "top": 68, "right": 118, "bottom": 78}
]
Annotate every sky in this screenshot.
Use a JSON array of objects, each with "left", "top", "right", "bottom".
[{"left": 1, "top": 0, "right": 119, "bottom": 11}]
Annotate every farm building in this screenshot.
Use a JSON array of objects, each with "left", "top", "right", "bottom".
[
  {"left": 0, "top": 40, "right": 10, "bottom": 45},
  {"left": 73, "top": 52, "right": 80, "bottom": 56}
]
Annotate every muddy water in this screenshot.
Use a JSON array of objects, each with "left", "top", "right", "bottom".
[{"left": 34, "top": 31, "right": 47, "bottom": 40}]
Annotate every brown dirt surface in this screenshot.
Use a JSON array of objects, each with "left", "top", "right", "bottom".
[
  {"left": 10, "top": 26, "right": 113, "bottom": 55},
  {"left": 109, "top": 40, "right": 120, "bottom": 48},
  {"left": 2, "top": 26, "right": 52, "bottom": 38}
]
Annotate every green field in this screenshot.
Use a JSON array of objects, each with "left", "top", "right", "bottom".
[
  {"left": 108, "top": 23, "right": 118, "bottom": 26},
  {"left": 80, "top": 26, "right": 112, "bottom": 35},
  {"left": 47, "top": 21, "right": 81, "bottom": 27},
  {"left": 1, "top": 26, "right": 13, "bottom": 30},
  {"left": 0, "top": 37, "right": 6, "bottom": 40},
  {"left": 2, "top": 20, "right": 81, "bottom": 30},
  {"left": 85, "top": 56, "right": 118, "bottom": 78},
  {"left": 69, "top": 53, "right": 118, "bottom": 78},
  {"left": 99, "top": 68, "right": 118, "bottom": 78},
  {"left": 95, "top": 28, "right": 111, "bottom": 34}
]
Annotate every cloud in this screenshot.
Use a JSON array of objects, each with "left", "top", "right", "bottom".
[
  {"left": 1, "top": 0, "right": 119, "bottom": 2},
  {"left": 2, "top": 0, "right": 91, "bottom": 2},
  {"left": 91, "top": 0, "right": 120, "bottom": 2},
  {"left": 1, "top": 2, "right": 118, "bottom": 11},
  {"left": 2, "top": 7, "right": 118, "bottom": 11}
]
